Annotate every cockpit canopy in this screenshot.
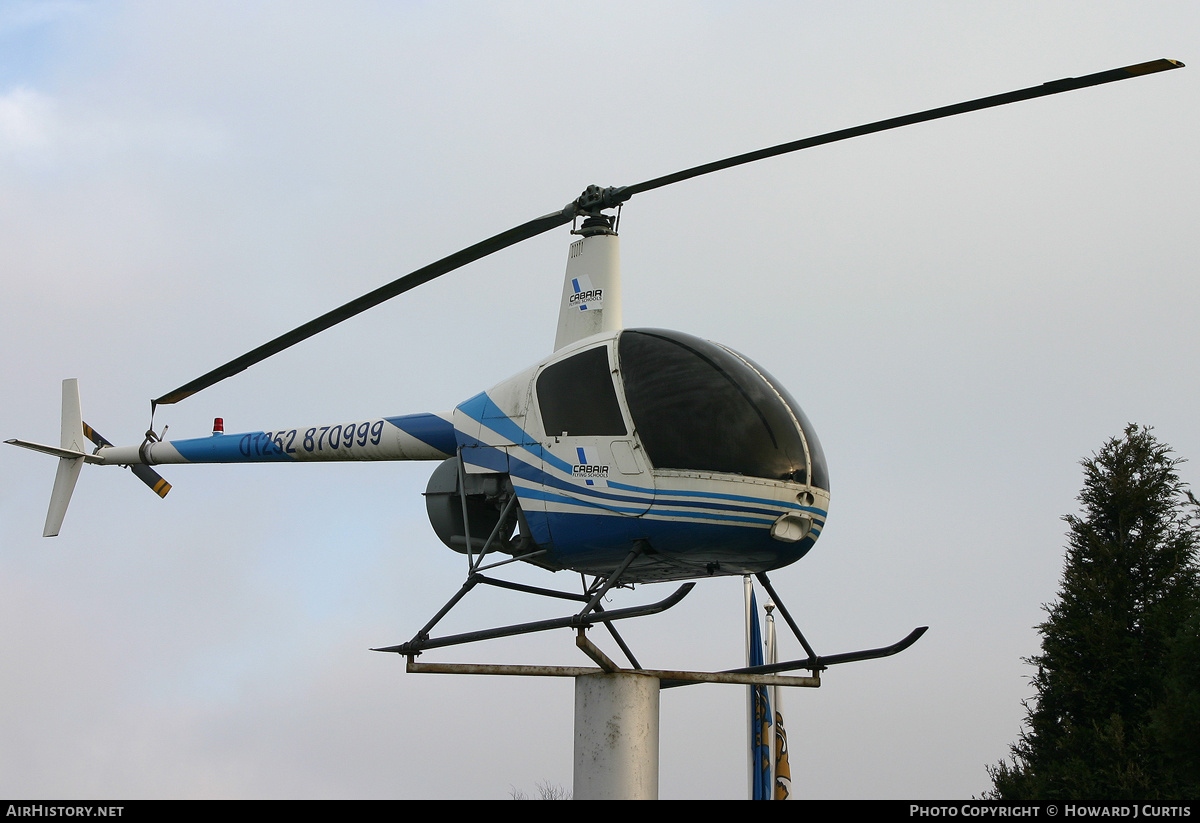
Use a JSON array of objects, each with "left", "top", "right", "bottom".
[
  {"left": 535, "top": 328, "right": 828, "bottom": 489},
  {"left": 619, "top": 329, "right": 827, "bottom": 488}
]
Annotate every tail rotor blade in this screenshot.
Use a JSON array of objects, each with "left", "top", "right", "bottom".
[
  {"left": 130, "top": 464, "right": 172, "bottom": 498},
  {"left": 81, "top": 421, "right": 111, "bottom": 449},
  {"left": 83, "top": 421, "right": 172, "bottom": 498}
]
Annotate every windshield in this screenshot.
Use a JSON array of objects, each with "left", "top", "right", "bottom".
[{"left": 617, "top": 329, "right": 827, "bottom": 489}]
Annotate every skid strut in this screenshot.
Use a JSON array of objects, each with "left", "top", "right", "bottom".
[
  {"left": 657, "top": 572, "right": 927, "bottom": 688},
  {"left": 374, "top": 541, "right": 693, "bottom": 660}
]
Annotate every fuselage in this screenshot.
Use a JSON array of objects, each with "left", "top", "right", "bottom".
[{"left": 451, "top": 326, "right": 830, "bottom": 582}]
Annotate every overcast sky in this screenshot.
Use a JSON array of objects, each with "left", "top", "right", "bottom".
[{"left": 2, "top": 1, "right": 1198, "bottom": 800}]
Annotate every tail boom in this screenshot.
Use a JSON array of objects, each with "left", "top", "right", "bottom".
[
  {"left": 95, "top": 413, "right": 456, "bottom": 467},
  {"left": 8, "top": 380, "right": 457, "bottom": 536}
]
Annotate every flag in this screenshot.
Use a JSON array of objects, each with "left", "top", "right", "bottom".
[
  {"left": 748, "top": 585, "right": 772, "bottom": 800},
  {"left": 766, "top": 604, "right": 792, "bottom": 800},
  {"left": 773, "top": 707, "right": 792, "bottom": 799}
]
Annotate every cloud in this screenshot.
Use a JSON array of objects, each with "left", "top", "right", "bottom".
[{"left": 0, "top": 86, "right": 53, "bottom": 151}]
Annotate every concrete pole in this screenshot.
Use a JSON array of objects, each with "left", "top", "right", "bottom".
[{"left": 572, "top": 671, "right": 660, "bottom": 799}]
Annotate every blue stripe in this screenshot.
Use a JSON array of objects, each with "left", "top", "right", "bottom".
[
  {"left": 385, "top": 413, "right": 456, "bottom": 455},
  {"left": 607, "top": 477, "right": 827, "bottom": 516},
  {"left": 455, "top": 392, "right": 573, "bottom": 475},
  {"left": 523, "top": 486, "right": 774, "bottom": 526},
  {"left": 170, "top": 432, "right": 295, "bottom": 463}
]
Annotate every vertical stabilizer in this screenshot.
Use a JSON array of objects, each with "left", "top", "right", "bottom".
[
  {"left": 553, "top": 227, "right": 622, "bottom": 351},
  {"left": 44, "top": 379, "right": 86, "bottom": 537}
]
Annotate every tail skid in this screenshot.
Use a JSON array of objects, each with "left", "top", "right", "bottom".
[
  {"left": 43, "top": 450, "right": 84, "bottom": 538},
  {"left": 5, "top": 379, "right": 171, "bottom": 537}
]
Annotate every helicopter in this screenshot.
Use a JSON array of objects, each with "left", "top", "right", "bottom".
[{"left": 7, "top": 58, "right": 1182, "bottom": 661}]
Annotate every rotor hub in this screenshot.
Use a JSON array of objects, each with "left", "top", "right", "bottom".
[
  {"left": 572, "top": 184, "right": 630, "bottom": 218},
  {"left": 572, "top": 214, "right": 617, "bottom": 237}
]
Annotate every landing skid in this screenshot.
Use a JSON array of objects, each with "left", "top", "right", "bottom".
[{"left": 373, "top": 540, "right": 925, "bottom": 682}]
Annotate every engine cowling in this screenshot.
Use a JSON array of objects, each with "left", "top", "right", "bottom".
[{"left": 424, "top": 458, "right": 516, "bottom": 554}]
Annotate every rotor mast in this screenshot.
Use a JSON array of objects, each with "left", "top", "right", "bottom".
[{"left": 554, "top": 211, "right": 623, "bottom": 351}]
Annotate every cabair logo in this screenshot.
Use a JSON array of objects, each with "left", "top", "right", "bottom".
[
  {"left": 570, "top": 289, "right": 603, "bottom": 307},
  {"left": 573, "top": 446, "right": 609, "bottom": 487},
  {"left": 569, "top": 277, "right": 603, "bottom": 312}
]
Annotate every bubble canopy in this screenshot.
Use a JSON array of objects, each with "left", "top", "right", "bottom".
[{"left": 616, "top": 329, "right": 828, "bottom": 489}]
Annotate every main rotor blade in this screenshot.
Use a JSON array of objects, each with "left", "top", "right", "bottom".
[
  {"left": 622, "top": 58, "right": 1183, "bottom": 199},
  {"left": 154, "top": 208, "right": 574, "bottom": 405},
  {"left": 156, "top": 58, "right": 1180, "bottom": 406}
]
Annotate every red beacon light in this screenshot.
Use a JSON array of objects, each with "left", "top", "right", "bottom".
[{"left": 212, "top": 418, "right": 224, "bottom": 436}]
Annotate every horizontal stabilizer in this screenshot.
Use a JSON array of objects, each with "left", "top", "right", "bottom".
[{"left": 5, "top": 438, "right": 102, "bottom": 463}]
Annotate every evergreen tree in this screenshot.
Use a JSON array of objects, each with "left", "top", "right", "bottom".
[
  {"left": 1148, "top": 606, "right": 1200, "bottom": 796},
  {"left": 989, "top": 425, "right": 1200, "bottom": 801}
]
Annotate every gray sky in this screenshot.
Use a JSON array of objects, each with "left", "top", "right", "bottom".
[{"left": 2, "top": 1, "right": 1197, "bottom": 800}]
